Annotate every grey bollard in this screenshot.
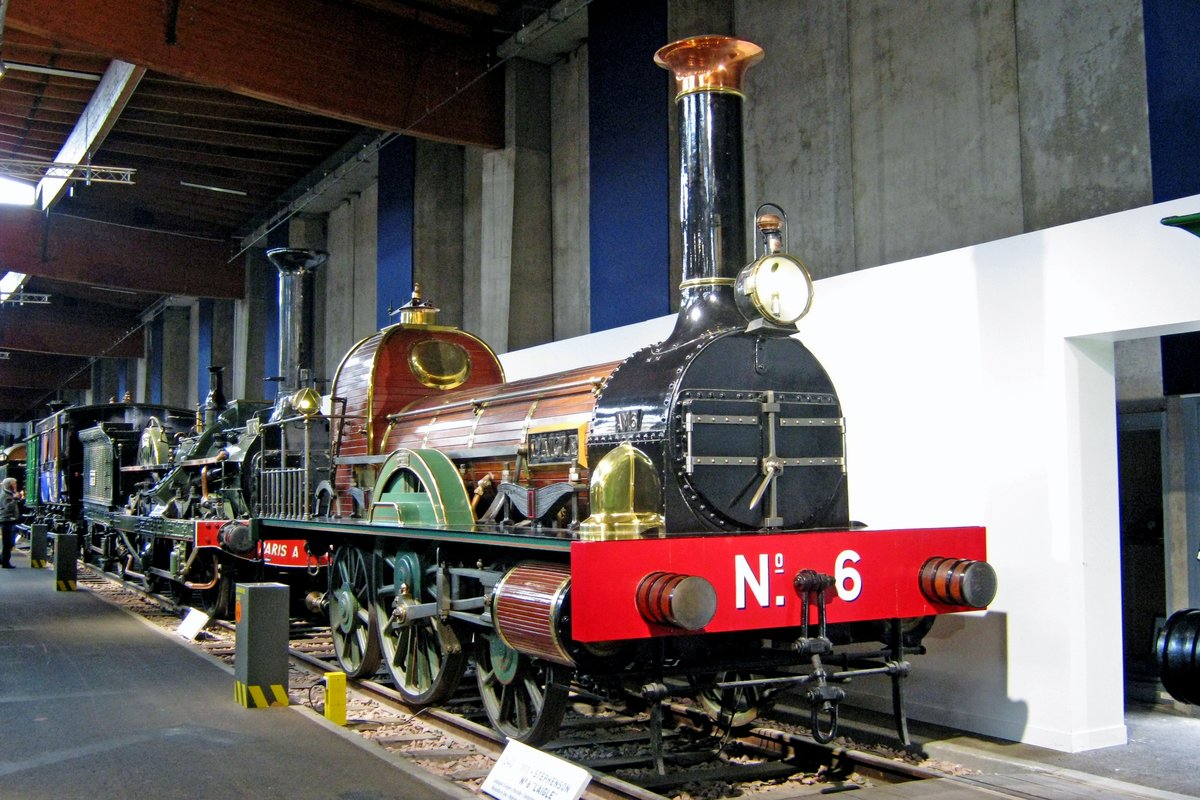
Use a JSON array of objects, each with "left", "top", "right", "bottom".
[
  {"left": 29, "top": 523, "right": 48, "bottom": 568},
  {"left": 53, "top": 532, "right": 77, "bottom": 591},
  {"left": 233, "top": 583, "right": 291, "bottom": 708}
]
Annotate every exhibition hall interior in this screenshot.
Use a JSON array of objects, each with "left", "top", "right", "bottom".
[{"left": 1, "top": 1, "right": 1199, "bottom": 798}]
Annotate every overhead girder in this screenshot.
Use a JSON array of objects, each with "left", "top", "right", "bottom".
[
  {"left": 0, "top": 303, "right": 143, "bottom": 359},
  {"left": 6, "top": 0, "right": 505, "bottom": 149},
  {"left": 0, "top": 206, "right": 243, "bottom": 299},
  {"left": 0, "top": 353, "right": 91, "bottom": 390}
]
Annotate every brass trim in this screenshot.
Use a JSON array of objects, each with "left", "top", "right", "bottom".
[
  {"left": 525, "top": 421, "right": 589, "bottom": 470},
  {"left": 679, "top": 277, "right": 736, "bottom": 290},
  {"left": 739, "top": 253, "right": 814, "bottom": 325},
  {"left": 467, "top": 404, "right": 485, "bottom": 449},
  {"left": 520, "top": 399, "right": 540, "bottom": 446},
  {"left": 388, "top": 376, "right": 601, "bottom": 422},
  {"left": 393, "top": 324, "right": 507, "bottom": 385},
  {"left": 674, "top": 86, "right": 745, "bottom": 101},
  {"left": 578, "top": 442, "right": 664, "bottom": 541},
  {"left": 408, "top": 339, "right": 471, "bottom": 390}
]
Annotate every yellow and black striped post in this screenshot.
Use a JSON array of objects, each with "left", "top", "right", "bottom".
[
  {"left": 233, "top": 583, "right": 290, "bottom": 709},
  {"left": 52, "top": 532, "right": 77, "bottom": 591},
  {"left": 29, "top": 524, "right": 48, "bottom": 569}
]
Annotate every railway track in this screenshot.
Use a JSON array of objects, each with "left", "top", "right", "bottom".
[{"left": 76, "top": 565, "right": 986, "bottom": 800}]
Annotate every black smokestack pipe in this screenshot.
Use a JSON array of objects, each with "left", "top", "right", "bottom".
[
  {"left": 655, "top": 36, "right": 763, "bottom": 341},
  {"left": 266, "top": 248, "right": 327, "bottom": 395}
]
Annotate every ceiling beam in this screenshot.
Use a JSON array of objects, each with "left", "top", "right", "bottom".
[
  {"left": 7, "top": 0, "right": 505, "bottom": 149},
  {"left": 0, "top": 206, "right": 243, "bottom": 299},
  {"left": 0, "top": 303, "right": 143, "bottom": 359},
  {"left": 37, "top": 59, "right": 147, "bottom": 211},
  {"left": 0, "top": 352, "right": 91, "bottom": 390}
]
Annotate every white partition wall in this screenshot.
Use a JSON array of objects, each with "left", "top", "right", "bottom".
[{"left": 500, "top": 194, "right": 1200, "bottom": 752}]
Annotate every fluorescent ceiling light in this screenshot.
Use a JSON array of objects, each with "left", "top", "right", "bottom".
[
  {"left": 0, "top": 176, "right": 33, "bottom": 206},
  {"left": 180, "top": 180, "right": 247, "bottom": 196},
  {"left": 0, "top": 272, "right": 26, "bottom": 302}
]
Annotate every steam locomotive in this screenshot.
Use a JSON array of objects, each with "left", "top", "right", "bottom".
[{"left": 40, "top": 35, "right": 995, "bottom": 746}]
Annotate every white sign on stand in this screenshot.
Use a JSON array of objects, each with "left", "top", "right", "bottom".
[
  {"left": 481, "top": 739, "right": 591, "bottom": 800},
  {"left": 176, "top": 607, "right": 211, "bottom": 640}
]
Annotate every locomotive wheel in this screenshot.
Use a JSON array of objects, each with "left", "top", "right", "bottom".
[
  {"left": 193, "top": 572, "right": 235, "bottom": 618},
  {"left": 1157, "top": 608, "right": 1200, "bottom": 705},
  {"left": 475, "top": 631, "right": 569, "bottom": 744},
  {"left": 329, "top": 546, "right": 380, "bottom": 678},
  {"left": 695, "top": 671, "right": 770, "bottom": 729},
  {"left": 373, "top": 550, "right": 465, "bottom": 705}
]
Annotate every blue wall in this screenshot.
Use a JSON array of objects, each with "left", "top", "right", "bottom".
[
  {"left": 378, "top": 136, "right": 415, "bottom": 328},
  {"left": 1144, "top": 0, "right": 1200, "bottom": 203},
  {"left": 116, "top": 359, "right": 128, "bottom": 401},
  {"left": 1146, "top": 0, "right": 1200, "bottom": 387},
  {"left": 196, "top": 299, "right": 213, "bottom": 401},
  {"left": 588, "top": 0, "right": 669, "bottom": 332},
  {"left": 147, "top": 315, "right": 163, "bottom": 404}
]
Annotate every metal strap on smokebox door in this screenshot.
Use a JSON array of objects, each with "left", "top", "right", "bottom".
[
  {"left": 684, "top": 389, "right": 844, "bottom": 528},
  {"left": 793, "top": 569, "right": 844, "bottom": 744}
]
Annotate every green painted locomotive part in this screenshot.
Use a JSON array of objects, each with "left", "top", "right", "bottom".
[
  {"left": 24, "top": 435, "right": 38, "bottom": 510},
  {"left": 328, "top": 544, "right": 380, "bottom": 678},
  {"left": 373, "top": 547, "right": 466, "bottom": 705},
  {"left": 258, "top": 516, "right": 574, "bottom": 552},
  {"left": 474, "top": 630, "right": 570, "bottom": 745},
  {"left": 1162, "top": 212, "right": 1200, "bottom": 239},
  {"left": 368, "top": 448, "right": 475, "bottom": 527}
]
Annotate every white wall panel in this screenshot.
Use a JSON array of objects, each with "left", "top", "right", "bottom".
[{"left": 501, "top": 194, "right": 1200, "bottom": 751}]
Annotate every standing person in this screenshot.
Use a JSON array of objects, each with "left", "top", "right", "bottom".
[{"left": 0, "top": 477, "right": 20, "bottom": 568}]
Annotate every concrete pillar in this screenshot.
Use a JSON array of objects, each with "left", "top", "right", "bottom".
[
  {"left": 161, "top": 305, "right": 191, "bottom": 410},
  {"left": 91, "top": 359, "right": 121, "bottom": 404},
  {"left": 1015, "top": 0, "right": 1152, "bottom": 230},
  {"left": 479, "top": 147, "right": 515, "bottom": 352},
  {"left": 414, "top": 139, "right": 465, "bottom": 328},
  {"left": 239, "top": 250, "right": 272, "bottom": 401},
  {"left": 476, "top": 58, "right": 554, "bottom": 353},
  {"left": 848, "top": 1, "right": 1023, "bottom": 268},
  {"left": 323, "top": 187, "right": 378, "bottom": 377},
  {"left": 211, "top": 300, "right": 235, "bottom": 385},
  {"left": 549, "top": 44, "right": 590, "bottom": 339},
  {"left": 463, "top": 148, "right": 485, "bottom": 339}
]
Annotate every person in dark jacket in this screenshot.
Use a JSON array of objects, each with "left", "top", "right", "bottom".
[{"left": 0, "top": 477, "right": 20, "bottom": 568}]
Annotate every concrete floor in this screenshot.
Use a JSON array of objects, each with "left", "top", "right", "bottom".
[
  {"left": 839, "top": 699, "right": 1200, "bottom": 798},
  {"left": 920, "top": 704, "right": 1200, "bottom": 798},
  {"left": 0, "top": 547, "right": 471, "bottom": 800}
]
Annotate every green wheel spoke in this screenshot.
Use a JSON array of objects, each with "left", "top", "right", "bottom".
[
  {"left": 373, "top": 547, "right": 464, "bottom": 705},
  {"left": 475, "top": 633, "right": 569, "bottom": 745}
]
